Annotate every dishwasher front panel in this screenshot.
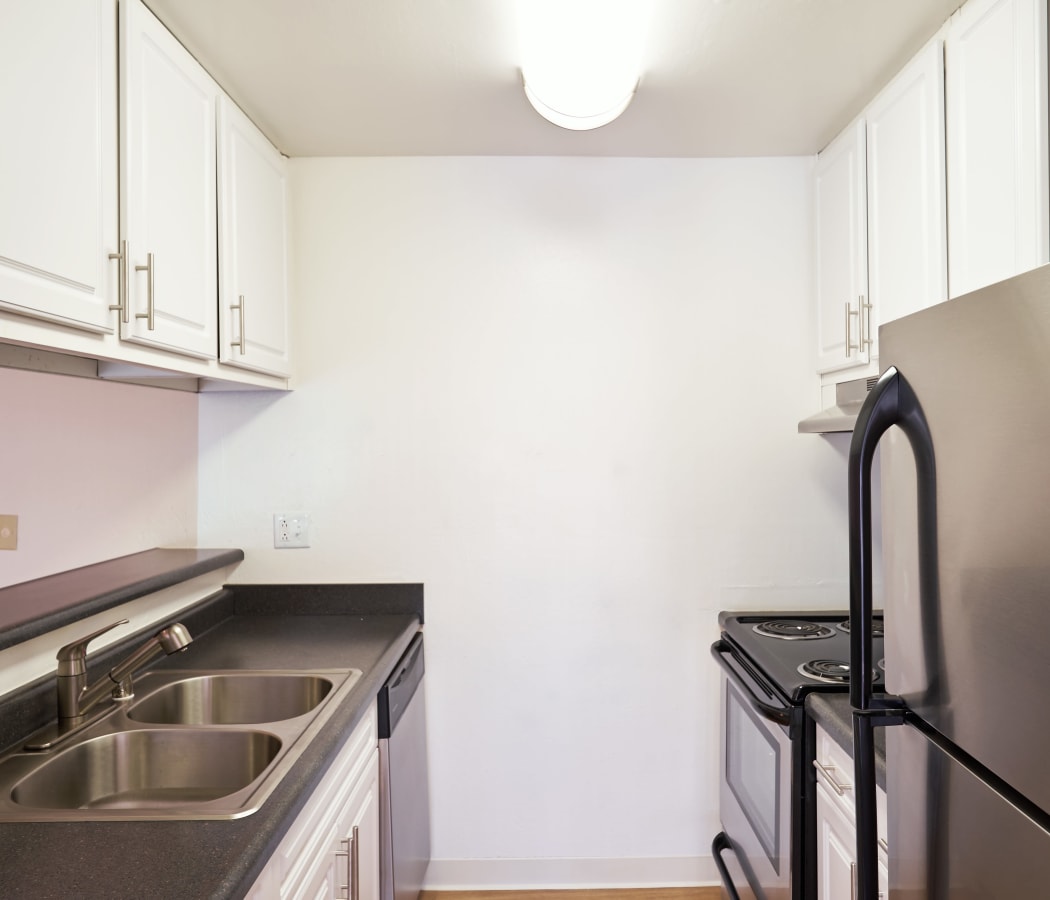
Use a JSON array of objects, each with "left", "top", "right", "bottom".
[{"left": 378, "top": 633, "right": 430, "bottom": 900}]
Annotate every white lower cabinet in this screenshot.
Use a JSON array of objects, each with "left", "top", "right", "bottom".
[
  {"left": 249, "top": 706, "right": 380, "bottom": 900},
  {"left": 814, "top": 723, "right": 887, "bottom": 900}
]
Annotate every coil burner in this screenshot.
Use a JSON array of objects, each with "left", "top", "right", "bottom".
[
  {"left": 751, "top": 620, "right": 835, "bottom": 641},
  {"left": 838, "top": 618, "right": 885, "bottom": 637},
  {"left": 798, "top": 659, "right": 851, "bottom": 684}
]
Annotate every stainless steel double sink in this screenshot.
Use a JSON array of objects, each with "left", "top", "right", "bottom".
[{"left": 0, "top": 668, "right": 362, "bottom": 821}]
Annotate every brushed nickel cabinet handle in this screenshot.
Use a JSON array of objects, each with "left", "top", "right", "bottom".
[
  {"left": 860, "top": 295, "right": 873, "bottom": 349},
  {"left": 845, "top": 302, "right": 850, "bottom": 358},
  {"left": 845, "top": 301, "right": 860, "bottom": 358},
  {"left": 231, "top": 294, "right": 246, "bottom": 354},
  {"left": 351, "top": 824, "right": 360, "bottom": 900},
  {"left": 337, "top": 837, "right": 351, "bottom": 899},
  {"left": 107, "top": 239, "right": 129, "bottom": 323},
  {"left": 134, "top": 252, "right": 155, "bottom": 331},
  {"left": 850, "top": 861, "right": 857, "bottom": 900},
  {"left": 813, "top": 759, "right": 853, "bottom": 795},
  {"left": 336, "top": 826, "right": 361, "bottom": 900}
]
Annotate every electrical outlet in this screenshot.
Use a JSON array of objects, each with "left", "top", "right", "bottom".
[
  {"left": 0, "top": 515, "right": 17, "bottom": 551},
  {"left": 273, "top": 512, "right": 310, "bottom": 549}
]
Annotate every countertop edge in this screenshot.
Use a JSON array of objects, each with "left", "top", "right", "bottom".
[
  {"left": 0, "top": 548, "right": 245, "bottom": 651},
  {"left": 805, "top": 692, "right": 887, "bottom": 790}
]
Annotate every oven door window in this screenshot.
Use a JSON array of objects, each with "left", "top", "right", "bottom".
[{"left": 725, "top": 678, "right": 781, "bottom": 870}]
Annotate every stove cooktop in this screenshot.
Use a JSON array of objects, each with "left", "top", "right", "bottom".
[{"left": 718, "top": 610, "right": 885, "bottom": 702}]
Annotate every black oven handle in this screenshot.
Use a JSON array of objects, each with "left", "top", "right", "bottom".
[
  {"left": 711, "top": 832, "right": 742, "bottom": 900},
  {"left": 710, "top": 640, "right": 792, "bottom": 727}
]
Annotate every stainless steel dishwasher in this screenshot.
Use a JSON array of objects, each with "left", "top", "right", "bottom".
[{"left": 377, "top": 633, "right": 431, "bottom": 900}]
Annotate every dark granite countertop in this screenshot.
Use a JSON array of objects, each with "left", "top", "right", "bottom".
[
  {"left": 806, "top": 692, "right": 887, "bottom": 789},
  {"left": 0, "top": 583, "right": 423, "bottom": 900}
]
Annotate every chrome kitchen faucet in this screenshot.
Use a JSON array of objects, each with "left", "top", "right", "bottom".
[
  {"left": 23, "top": 618, "right": 194, "bottom": 753},
  {"left": 55, "top": 619, "right": 193, "bottom": 725}
]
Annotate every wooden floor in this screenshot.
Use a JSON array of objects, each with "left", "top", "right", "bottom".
[{"left": 421, "top": 889, "right": 721, "bottom": 900}]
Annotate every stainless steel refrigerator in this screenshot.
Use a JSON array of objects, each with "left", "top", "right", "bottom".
[{"left": 847, "top": 263, "right": 1050, "bottom": 898}]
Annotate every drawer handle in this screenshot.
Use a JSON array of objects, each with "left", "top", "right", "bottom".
[{"left": 813, "top": 759, "right": 853, "bottom": 795}]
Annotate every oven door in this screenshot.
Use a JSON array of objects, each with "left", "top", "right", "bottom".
[{"left": 712, "top": 640, "right": 795, "bottom": 900}]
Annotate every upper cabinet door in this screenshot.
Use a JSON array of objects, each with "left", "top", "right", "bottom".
[
  {"left": 120, "top": 0, "right": 218, "bottom": 359},
  {"left": 946, "top": 0, "right": 1049, "bottom": 298},
  {"left": 815, "top": 120, "right": 869, "bottom": 374},
  {"left": 217, "top": 97, "right": 291, "bottom": 377},
  {"left": 866, "top": 37, "right": 948, "bottom": 360},
  {"left": 0, "top": 0, "right": 118, "bottom": 333}
]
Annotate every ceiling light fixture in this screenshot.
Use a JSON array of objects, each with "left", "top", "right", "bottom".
[{"left": 516, "top": 0, "right": 650, "bottom": 131}]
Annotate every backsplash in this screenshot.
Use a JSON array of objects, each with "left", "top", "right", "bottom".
[{"left": 0, "top": 367, "right": 198, "bottom": 587}]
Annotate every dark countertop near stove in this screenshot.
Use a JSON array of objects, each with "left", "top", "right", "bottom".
[
  {"left": 806, "top": 692, "right": 887, "bottom": 790},
  {"left": 0, "top": 580, "right": 423, "bottom": 900}
]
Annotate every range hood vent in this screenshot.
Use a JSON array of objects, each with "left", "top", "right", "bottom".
[{"left": 798, "top": 376, "right": 879, "bottom": 434}]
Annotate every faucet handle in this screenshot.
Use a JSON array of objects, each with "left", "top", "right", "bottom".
[{"left": 56, "top": 619, "right": 130, "bottom": 676}]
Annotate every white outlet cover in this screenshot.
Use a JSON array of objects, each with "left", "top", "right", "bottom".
[{"left": 273, "top": 512, "right": 311, "bottom": 549}]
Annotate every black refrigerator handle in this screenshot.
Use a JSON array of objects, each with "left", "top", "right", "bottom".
[
  {"left": 847, "top": 365, "right": 933, "bottom": 900},
  {"left": 849, "top": 366, "right": 898, "bottom": 712}
]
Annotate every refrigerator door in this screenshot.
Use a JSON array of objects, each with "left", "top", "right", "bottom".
[
  {"left": 879, "top": 263, "right": 1050, "bottom": 812},
  {"left": 889, "top": 722, "right": 1050, "bottom": 898}
]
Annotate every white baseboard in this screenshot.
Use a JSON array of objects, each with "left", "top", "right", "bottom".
[{"left": 423, "top": 855, "right": 719, "bottom": 891}]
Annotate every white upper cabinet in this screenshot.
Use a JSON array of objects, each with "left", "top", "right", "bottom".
[
  {"left": 945, "top": 0, "right": 1049, "bottom": 298},
  {"left": 217, "top": 97, "right": 291, "bottom": 377},
  {"left": 0, "top": 0, "right": 118, "bottom": 333},
  {"left": 119, "top": 0, "right": 219, "bottom": 359},
  {"left": 865, "top": 37, "right": 948, "bottom": 360},
  {"left": 814, "top": 120, "right": 869, "bottom": 374}
]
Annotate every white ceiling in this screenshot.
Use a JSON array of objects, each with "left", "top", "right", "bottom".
[{"left": 144, "top": 0, "right": 963, "bottom": 159}]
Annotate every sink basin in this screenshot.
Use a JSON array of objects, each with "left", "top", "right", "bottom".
[
  {"left": 0, "top": 667, "right": 362, "bottom": 821},
  {"left": 129, "top": 673, "right": 334, "bottom": 725},
  {"left": 11, "top": 729, "right": 281, "bottom": 810}
]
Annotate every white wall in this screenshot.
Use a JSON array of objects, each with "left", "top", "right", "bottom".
[
  {"left": 0, "top": 368, "right": 198, "bottom": 588},
  {"left": 198, "top": 156, "right": 855, "bottom": 887}
]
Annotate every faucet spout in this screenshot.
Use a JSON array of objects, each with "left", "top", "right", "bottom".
[
  {"left": 56, "top": 621, "right": 193, "bottom": 725},
  {"left": 104, "top": 622, "right": 193, "bottom": 692}
]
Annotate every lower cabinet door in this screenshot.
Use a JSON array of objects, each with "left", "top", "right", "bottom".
[
  {"left": 246, "top": 707, "right": 379, "bottom": 900},
  {"left": 337, "top": 751, "right": 381, "bottom": 900},
  {"left": 816, "top": 779, "right": 888, "bottom": 900},
  {"left": 816, "top": 779, "right": 858, "bottom": 900}
]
